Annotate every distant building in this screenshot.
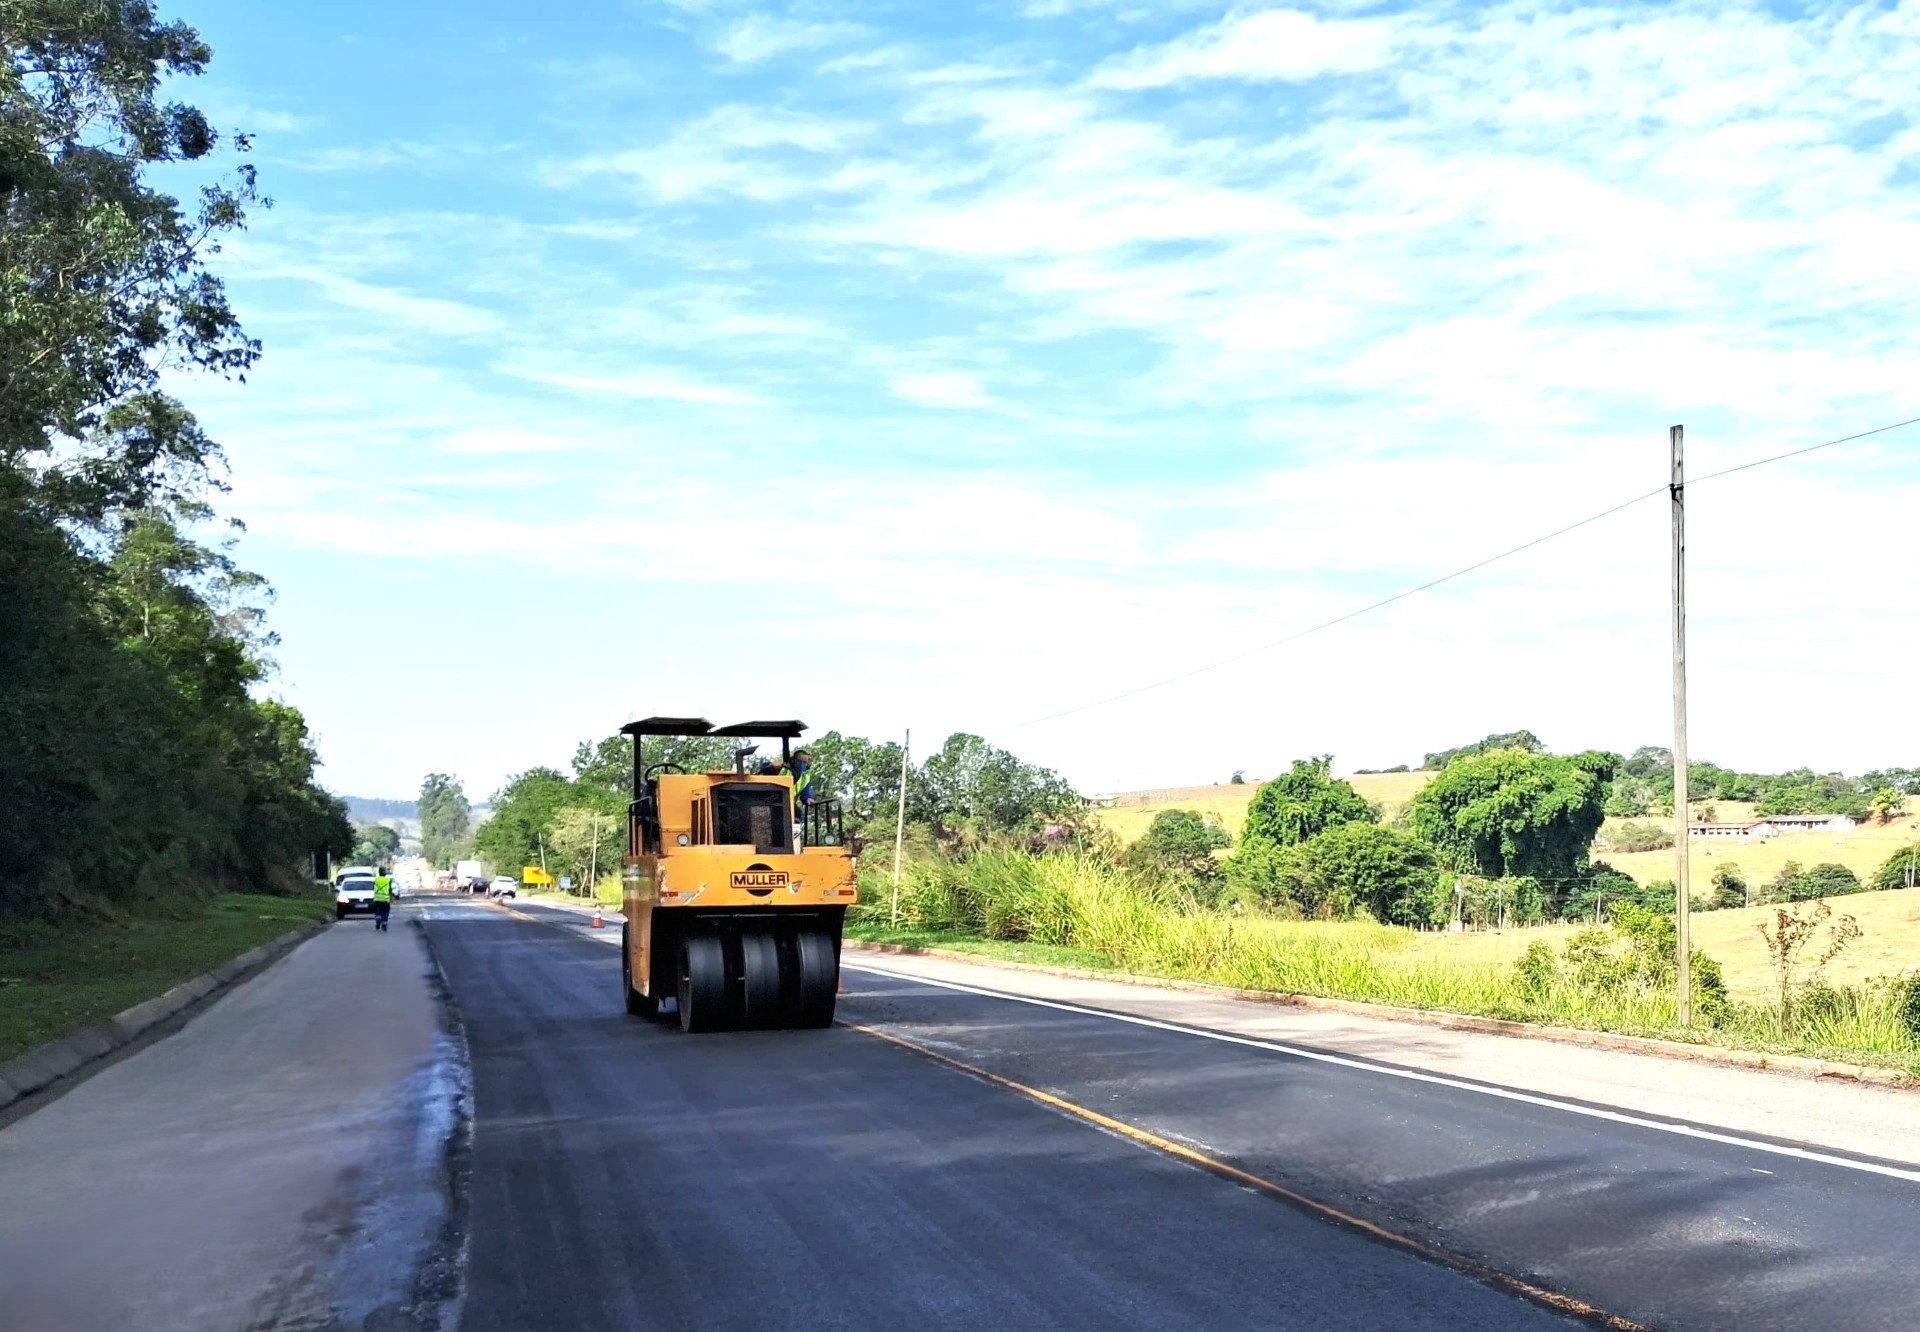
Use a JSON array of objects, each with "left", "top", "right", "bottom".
[
  {"left": 1756, "top": 813, "right": 1859, "bottom": 834},
  {"left": 1686, "top": 813, "right": 1859, "bottom": 841},
  {"left": 1689, "top": 821, "right": 1770, "bottom": 840}
]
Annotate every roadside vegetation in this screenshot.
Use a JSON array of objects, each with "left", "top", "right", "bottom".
[
  {"left": 840, "top": 731, "right": 1920, "bottom": 1072},
  {"left": 2, "top": 5, "right": 353, "bottom": 933},
  {"left": 0, "top": 891, "right": 332, "bottom": 1063}
]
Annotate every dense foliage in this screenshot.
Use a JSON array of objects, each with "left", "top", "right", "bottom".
[
  {"left": 2, "top": 4, "right": 349, "bottom": 918},
  {"left": 1406, "top": 747, "right": 1615, "bottom": 886},
  {"left": 1421, "top": 730, "right": 1543, "bottom": 770},
  {"left": 1239, "top": 756, "right": 1374, "bottom": 849},
  {"left": 462, "top": 727, "right": 1082, "bottom": 889}
]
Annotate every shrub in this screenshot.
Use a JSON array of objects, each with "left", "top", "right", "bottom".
[
  {"left": 1609, "top": 821, "right": 1674, "bottom": 853},
  {"left": 1869, "top": 847, "right": 1920, "bottom": 892},
  {"left": 1894, "top": 972, "right": 1920, "bottom": 1042}
]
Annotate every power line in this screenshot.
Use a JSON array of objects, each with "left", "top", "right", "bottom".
[
  {"left": 1690, "top": 414, "right": 1920, "bottom": 485},
  {"left": 1018, "top": 414, "right": 1920, "bottom": 729}
]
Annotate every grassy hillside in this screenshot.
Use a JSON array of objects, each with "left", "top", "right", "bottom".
[
  {"left": 1379, "top": 888, "right": 1920, "bottom": 1004},
  {"left": 1603, "top": 810, "right": 1917, "bottom": 890},
  {"left": 1095, "top": 776, "right": 1916, "bottom": 901},
  {"left": 1093, "top": 771, "right": 1432, "bottom": 843}
]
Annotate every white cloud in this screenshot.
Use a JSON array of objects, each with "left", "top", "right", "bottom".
[
  {"left": 715, "top": 15, "right": 863, "bottom": 64},
  {"left": 262, "top": 267, "right": 504, "bottom": 336},
  {"left": 438, "top": 429, "right": 575, "bottom": 454},
  {"left": 202, "top": 0, "right": 1920, "bottom": 795},
  {"left": 573, "top": 105, "right": 858, "bottom": 201},
  {"left": 889, "top": 370, "right": 994, "bottom": 409},
  {"left": 1091, "top": 7, "right": 1399, "bottom": 88},
  {"left": 505, "top": 365, "right": 769, "bottom": 406}
]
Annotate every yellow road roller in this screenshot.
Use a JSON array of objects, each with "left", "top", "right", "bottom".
[{"left": 618, "top": 717, "right": 857, "bottom": 1032}]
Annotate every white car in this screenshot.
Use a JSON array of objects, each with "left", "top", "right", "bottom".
[
  {"left": 488, "top": 876, "right": 518, "bottom": 900},
  {"left": 335, "top": 868, "right": 378, "bottom": 921}
]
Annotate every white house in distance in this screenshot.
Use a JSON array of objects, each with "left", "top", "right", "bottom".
[{"left": 1688, "top": 813, "right": 1860, "bottom": 841}]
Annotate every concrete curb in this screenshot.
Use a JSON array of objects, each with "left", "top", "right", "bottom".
[
  {"left": 846, "top": 942, "right": 1920, "bottom": 1090},
  {"left": 0, "top": 917, "right": 332, "bottom": 1116}
]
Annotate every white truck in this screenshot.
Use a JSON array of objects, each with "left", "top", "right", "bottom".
[{"left": 455, "top": 859, "right": 487, "bottom": 893}]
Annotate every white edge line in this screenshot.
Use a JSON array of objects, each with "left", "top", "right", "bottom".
[{"left": 843, "top": 960, "right": 1920, "bottom": 1185}]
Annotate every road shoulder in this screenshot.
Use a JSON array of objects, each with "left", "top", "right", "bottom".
[{"left": 846, "top": 945, "right": 1920, "bottom": 1168}]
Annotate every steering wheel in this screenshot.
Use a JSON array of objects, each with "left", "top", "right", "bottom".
[{"left": 643, "top": 762, "right": 686, "bottom": 781}]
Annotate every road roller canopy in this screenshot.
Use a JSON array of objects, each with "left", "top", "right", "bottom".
[{"left": 619, "top": 717, "right": 808, "bottom": 740}]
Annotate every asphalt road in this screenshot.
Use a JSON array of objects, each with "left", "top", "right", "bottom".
[{"left": 421, "top": 896, "right": 1916, "bottom": 1331}]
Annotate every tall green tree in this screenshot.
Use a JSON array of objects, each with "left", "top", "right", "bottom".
[
  {"left": 417, "top": 773, "right": 470, "bottom": 866},
  {"left": 1406, "top": 747, "right": 1615, "bottom": 886},
  {"left": 474, "top": 768, "right": 574, "bottom": 874},
  {"left": 0, "top": 4, "right": 350, "bottom": 916},
  {"left": 1239, "top": 757, "right": 1374, "bottom": 850},
  {"left": 3, "top": 1, "right": 261, "bottom": 507},
  {"left": 911, "top": 734, "right": 1082, "bottom": 844},
  {"left": 351, "top": 824, "right": 401, "bottom": 867}
]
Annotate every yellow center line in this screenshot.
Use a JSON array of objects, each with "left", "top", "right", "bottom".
[{"left": 845, "top": 1021, "right": 1645, "bottom": 1332}]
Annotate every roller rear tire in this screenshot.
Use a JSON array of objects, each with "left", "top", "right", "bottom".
[
  {"left": 678, "top": 935, "right": 729, "bottom": 1033},
  {"left": 739, "top": 933, "right": 783, "bottom": 1029},
  {"left": 791, "top": 931, "right": 838, "bottom": 1029}
]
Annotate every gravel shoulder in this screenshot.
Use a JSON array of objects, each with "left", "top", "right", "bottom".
[{"left": 0, "top": 906, "right": 457, "bottom": 1332}]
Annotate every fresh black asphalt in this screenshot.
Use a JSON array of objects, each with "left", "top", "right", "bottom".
[{"left": 424, "top": 900, "right": 1920, "bottom": 1331}]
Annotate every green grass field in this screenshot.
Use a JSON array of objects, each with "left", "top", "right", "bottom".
[{"left": 0, "top": 891, "right": 333, "bottom": 1064}]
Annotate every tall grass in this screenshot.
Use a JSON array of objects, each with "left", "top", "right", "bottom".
[{"left": 851, "top": 850, "right": 1920, "bottom": 1070}]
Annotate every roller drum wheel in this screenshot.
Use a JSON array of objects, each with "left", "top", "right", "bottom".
[
  {"left": 738, "top": 933, "right": 783, "bottom": 1029},
  {"left": 677, "top": 934, "right": 729, "bottom": 1033},
  {"left": 791, "top": 930, "right": 838, "bottom": 1029}
]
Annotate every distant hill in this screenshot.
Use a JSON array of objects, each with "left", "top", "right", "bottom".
[{"left": 343, "top": 796, "right": 416, "bottom": 823}]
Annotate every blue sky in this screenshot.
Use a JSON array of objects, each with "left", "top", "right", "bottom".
[{"left": 170, "top": 0, "right": 1920, "bottom": 801}]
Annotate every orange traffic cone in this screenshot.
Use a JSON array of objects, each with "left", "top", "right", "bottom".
[{"left": 591, "top": 903, "right": 604, "bottom": 929}]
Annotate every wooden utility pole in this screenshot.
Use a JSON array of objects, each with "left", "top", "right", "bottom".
[
  {"left": 587, "top": 815, "right": 599, "bottom": 898},
  {"left": 1671, "top": 424, "right": 1693, "bottom": 1026},
  {"left": 891, "top": 729, "right": 911, "bottom": 929}
]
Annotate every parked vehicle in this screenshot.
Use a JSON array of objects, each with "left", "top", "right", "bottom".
[
  {"left": 335, "top": 867, "right": 378, "bottom": 921},
  {"left": 455, "top": 859, "right": 486, "bottom": 892}
]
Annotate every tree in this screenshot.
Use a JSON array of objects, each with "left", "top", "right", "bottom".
[
  {"left": 1230, "top": 770, "right": 1246, "bottom": 785},
  {"left": 351, "top": 824, "right": 401, "bottom": 867},
  {"left": 568, "top": 735, "right": 632, "bottom": 811},
  {"left": 1127, "top": 810, "right": 1230, "bottom": 893},
  {"left": 1869, "top": 787, "right": 1905, "bottom": 824},
  {"left": 546, "top": 805, "right": 624, "bottom": 894},
  {"left": 3, "top": 1, "right": 261, "bottom": 512},
  {"left": 1758, "top": 860, "right": 1860, "bottom": 903},
  {"left": 1710, "top": 862, "right": 1748, "bottom": 910},
  {"left": 474, "top": 768, "right": 573, "bottom": 873},
  {"left": 1286, "top": 823, "right": 1449, "bottom": 924},
  {"left": 1798, "top": 863, "right": 1863, "bottom": 900},
  {"left": 911, "top": 734, "right": 1082, "bottom": 844},
  {"left": 1405, "top": 747, "right": 1615, "bottom": 884},
  {"left": 0, "top": 5, "right": 353, "bottom": 917},
  {"left": 805, "top": 730, "right": 909, "bottom": 837},
  {"left": 1421, "top": 731, "right": 1543, "bottom": 771},
  {"left": 1239, "top": 757, "right": 1374, "bottom": 850},
  {"left": 418, "top": 774, "right": 471, "bottom": 866},
  {"left": 1562, "top": 864, "right": 1641, "bottom": 923},
  {"left": 1870, "top": 846, "right": 1920, "bottom": 892}
]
